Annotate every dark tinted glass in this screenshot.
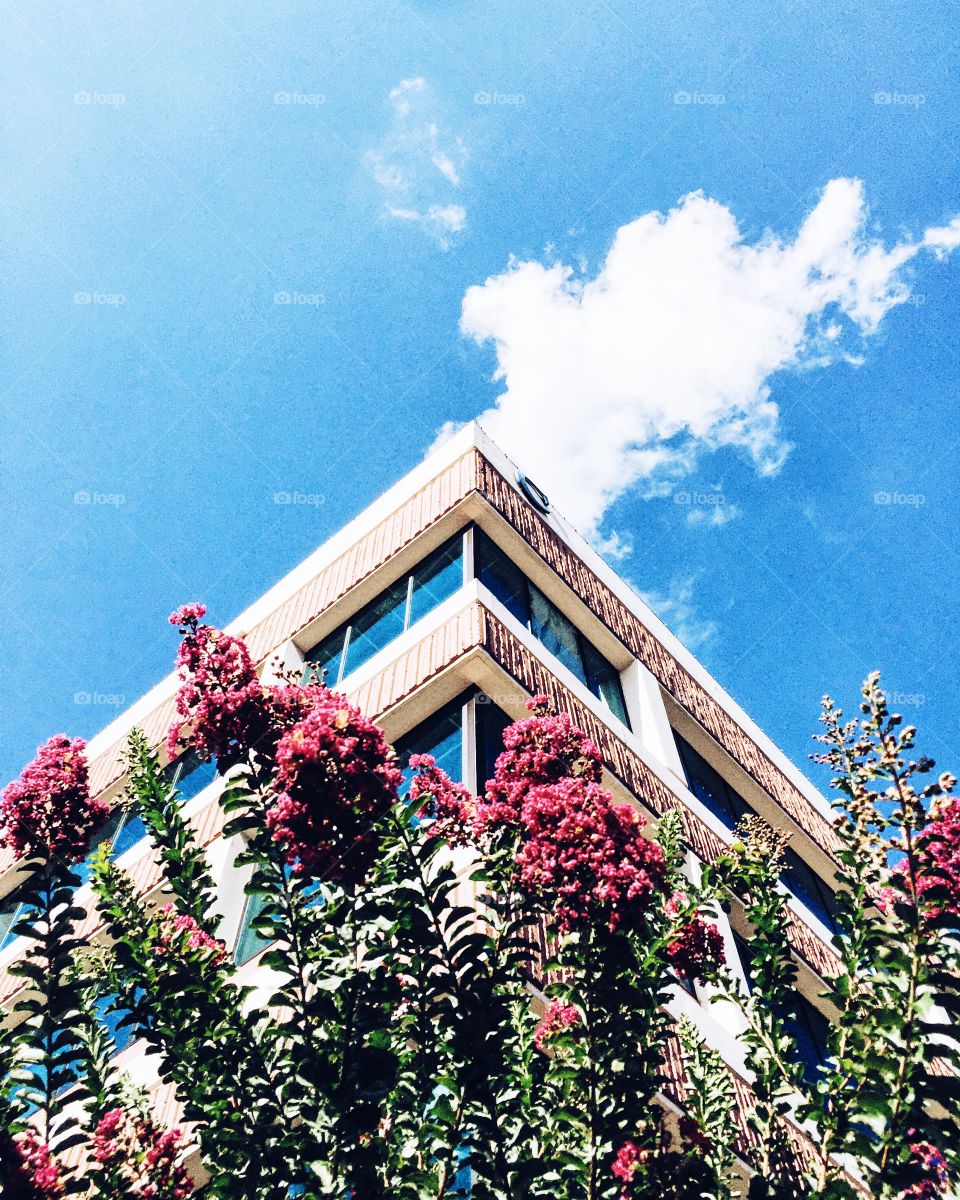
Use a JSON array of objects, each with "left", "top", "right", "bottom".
[
  {"left": 784, "top": 994, "right": 831, "bottom": 1085},
  {"left": 166, "top": 751, "right": 218, "bottom": 802},
  {"left": 235, "top": 892, "right": 271, "bottom": 966},
  {"left": 581, "top": 638, "right": 630, "bottom": 726},
  {"left": 396, "top": 701, "right": 464, "bottom": 793},
  {"left": 341, "top": 578, "right": 409, "bottom": 678},
  {"left": 303, "top": 624, "right": 348, "bottom": 686},
  {"left": 475, "top": 698, "right": 514, "bottom": 792},
  {"left": 475, "top": 533, "right": 530, "bottom": 625},
  {"left": 782, "top": 848, "right": 840, "bottom": 933},
  {"left": 675, "top": 734, "right": 750, "bottom": 828},
  {"left": 529, "top": 585, "right": 585, "bottom": 683},
  {"left": 0, "top": 895, "right": 25, "bottom": 951},
  {"left": 408, "top": 537, "right": 464, "bottom": 625}
]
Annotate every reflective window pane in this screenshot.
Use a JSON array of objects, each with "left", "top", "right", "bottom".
[
  {"left": 475, "top": 533, "right": 530, "bottom": 625},
  {"left": 782, "top": 848, "right": 840, "bottom": 933},
  {"left": 408, "top": 536, "right": 464, "bottom": 626},
  {"left": 166, "top": 751, "right": 217, "bottom": 803},
  {"left": 234, "top": 892, "right": 271, "bottom": 966},
  {"left": 0, "top": 895, "right": 26, "bottom": 951},
  {"left": 475, "top": 698, "right": 513, "bottom": 793},
  {"left": 529, "top": 586, "right": 586, "bottom": 684},
  {"left": 94, "top": 993, "right": 137, "bottom": 1054},
  {"left": 581, "top": 638, "right": 630, "bottom": 726},
  {"left": 111, "top": 812, "right": 148, "bottom": 859},
  {"left": 674, "top": 734, "right": 750, "bottom": 829},
  {"left": 396, "top": 701, "right": 464, "bottom": 794},
  {"left": 303, "top": 625, "right": 348, "bottom": 686},
  {"left": 341, "top": 579, "right": 409, "bottom": 678}
]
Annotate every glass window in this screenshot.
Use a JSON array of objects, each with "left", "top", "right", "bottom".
[
  {"left": 234, "top": 892, "right": 271, "bottom": 966},
  {"left": 677, "top": 733, "right": 840, "bottom": 930},
  {"left": 475, "top": 698, "right": 513, "bottom": 793},
  {"left": 529, "top": 586, "right": 585, "bottom": 683},
  {"left": 475, "top": 531, "right": 631, "bottom": 729},
  {"left": 0, "top": 894, "right": 29, "bottom": 952},
  {"left": 475, "top": 533, "right": 529, "bottom": 624},
  {"left": 165, "top": 751, "right": 217, "bottom": 803},
  {"left": 781, "top": 848, "right": 840, "bottom": 934},
  {"left": 409, "top": 538, "right": 464, "bottom": 626},
  {"left": 304, "top": 534, "right": 465, "bottom": 687},
  {"left": 395, "top": 700, "right": 465, "bottom": 793},
  {"left": 94, "top": 993, "right": 137, "bottom": 1055},
  {"left": 674, "top": 733, "right": 751, "bottom": 829},
  {"left": 341, "top": 578, "right": 409, "bottom": 680},
  {"left": 75, "top": 806, "right": 150, "bottom": 887},
  {"left": 733, "top": 933, "right": 830, "bottom": 1085}
]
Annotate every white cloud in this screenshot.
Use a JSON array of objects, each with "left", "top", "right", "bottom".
[
  {"left": 454, "top": 179, "right": 959, "bottom": 538},
  {"left": 640, "top": 577, "right": 718, "bottom": 651},
  {"left": 366, "top": 78, "right": 467, "bottom": 249}
]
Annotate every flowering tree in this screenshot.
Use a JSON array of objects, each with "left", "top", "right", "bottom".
[{"left": 0, "top": 607, "right": 956, "bottom": 1199}]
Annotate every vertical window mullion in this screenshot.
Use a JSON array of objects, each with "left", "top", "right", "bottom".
[
  {"left": 338, "top": 628, "right": 352, "bottom": 686},
  {"left": 404, "top": 573, "right": 414, "bottom": 631}
]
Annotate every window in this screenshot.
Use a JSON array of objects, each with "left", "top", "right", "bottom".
[
  {"left": 76, "top": 806, "right": 149, "bottom": 887},
  {"left": 674, "top": 733, "right": 751, "bottom": 829},
  {"left": 165, "top": 750, "right": 218, "bottom": 803},
  {"left": 234, "top": 892, "right": 271, "bottom": 967},
  {"left": 396, "top": 698, "right": 466, "bottom": 791},
  {"left": 675, "top": 732, "right": 840, "bottom": 932},
  {"left": 0, "top": 893, "right": 29, "bottom": 953},
  {"left": 733, "top": 933, "right": 830, "bottom": 1086},
  {"left": 475, "top": 532, "right": 630, "bottom": 728},
  {"left": 475, "top": 698, "right": 513, "bottom": 792},
  {"left": 781, "top": 847, "right": 841, "bottom": 934},
  {"left": 304, "top": 534, "right": 465, "bottom": 687}
]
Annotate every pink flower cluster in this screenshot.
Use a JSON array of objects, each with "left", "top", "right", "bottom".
[
  {"left": 155, "top": 905, "right": 227, "bottom": 967},
  {"left": 0, "top": 734, "right": 108, "bottom": 864},
  {"left": 409, "top": 754, "right": 476, "bottom": 845},
  {"left": 517, "top": 778, "right": 667, "bottom": 934},
  {"left": 612, "top": 1140, "right": 644, "bottom": 1185},
  {"left": 16, "top": 1130, "right": 63, "bottom": 1198},
  {"left": 664, "top": 894, "right": 725, "bottom": 983},
  {"left": 902, "top": 1141, "right": 949, "bottom": 1199},
  {"left": 911, "top": 797, "right": 960, "bottom": 920},
  {"left": 93, "top": 1108, "right": 194, "bottom": 1198},
  {"left": 267, "top": 694, "right": 402, "bottom": 885},
  {"left": 476, "top": 696, "right": 603, "bottom": 832},
  {"left": 166, "top": 604, "right": 325, "bottom": 770},
  {"left": 533, "top": 1000, "right": 580, "bottom": 1052}
]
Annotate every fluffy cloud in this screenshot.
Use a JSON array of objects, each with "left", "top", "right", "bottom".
[
  {"left": 640, "top": 577, "right": 718, "bottom": 650},
  {"left": 366, "top": 78, "right": 467, "bottom": 249},
  {"left": 456, "top": 179, "right": 958, "bottom": 537}
]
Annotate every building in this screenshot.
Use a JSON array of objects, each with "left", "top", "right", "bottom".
[{"left": 0, "top": 422, "right": 844, "bottom": 1163}]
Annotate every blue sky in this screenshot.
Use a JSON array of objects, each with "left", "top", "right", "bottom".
[{"left": 2, "top": 0, "right": 959, "bottom": 794}]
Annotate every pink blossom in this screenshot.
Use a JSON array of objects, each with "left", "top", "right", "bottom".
[
  {"left": 908, "top": 797, "right": 960, "bottom": 920},
  {"left": 155, "top": 904, "right": 227, "bottom": 966},
  {"left": 0, "top": 735, "right": 108, "bottom": 864},
  {"left": 533, "top": 1000, "right": 580, "bottom": 1052},
  {"left": 266, "top": 693, "right": 402, "bottom": 886},
  {"left": 902, "top": 1141, "right": 949, "bottom": 1199},
  {"left": 664, "top": 895, "right": 725, "bottom": 983},
  {"left": 612, "top": 1140, "right": 643, "bottom": 1183},
  {"left": 15, "top": 1130, "right": 64, "bottom": 1198},
  {"left": 476, "top": 697, "right": 603, "bottom": 834},
  {"left": 166, "top": 608, "right": 327, "bottom": 769},
  {"left": 168, "top": 602, "right": 207, "bottom": 627},
  {"left": 409, "top": 754, "right": 477, "bottom": 845},
  {"left": 516, "top": 778, "right": 667, "bottom": 934},
  {"left": 93, "top": 1109, "right": 194, "bottom": 1198}
]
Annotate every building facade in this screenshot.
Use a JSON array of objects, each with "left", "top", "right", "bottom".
[{"left": 0, "top": 422, "right": 844, "bottom": 1165}]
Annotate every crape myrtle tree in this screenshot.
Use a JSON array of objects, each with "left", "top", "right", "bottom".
[{"left": 0, "top": 607, "right": 955, "bottom": 1199}]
